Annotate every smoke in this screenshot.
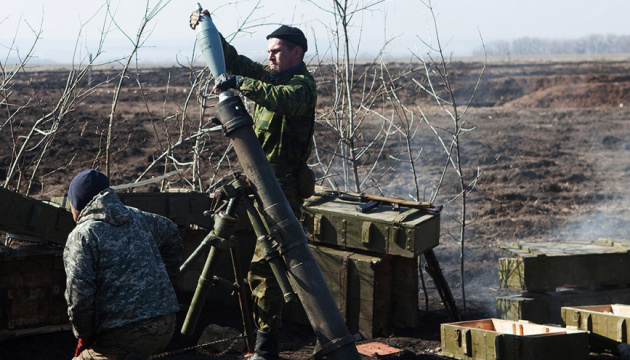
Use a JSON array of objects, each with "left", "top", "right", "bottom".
[{"left": 548, "top": 131, "right": 630, "bottom": 243}]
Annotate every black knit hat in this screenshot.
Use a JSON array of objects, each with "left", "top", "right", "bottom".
[
  {"left": 266, "top": 25, "right": 308, "bottom": 52},
  {"left": 68, "top": 169, "right": 110, "bottom": 211}
]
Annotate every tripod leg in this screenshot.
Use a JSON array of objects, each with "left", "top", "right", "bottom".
[
  {"left": 230, "top": 246, "right": 256, "bottom": 353},
  {"left": 182, "top": 246, "right": 224, "bottom": 336}
]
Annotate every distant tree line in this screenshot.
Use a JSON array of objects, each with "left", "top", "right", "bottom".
[{"left": 473, "top": 34, "right": 630, "bottom": 56}]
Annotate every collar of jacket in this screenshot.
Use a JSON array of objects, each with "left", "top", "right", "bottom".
[
  {"left": 76, "top": 188, "right": 130, "bottom": 226},
  {"left": 269, "top": 61, "right": 305, "bottom": 80}
]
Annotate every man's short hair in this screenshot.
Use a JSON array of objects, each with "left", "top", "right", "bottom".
[
  {"left": 68, "top": 169, "right": 110, "bottom": 212},
  {"left": 266, "top": 25, "right": 308, "bottom": 53}
]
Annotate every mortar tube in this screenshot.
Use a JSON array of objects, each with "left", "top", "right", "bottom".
[{"left": 213, "top": 93, "right": 361, "bottom": 360}]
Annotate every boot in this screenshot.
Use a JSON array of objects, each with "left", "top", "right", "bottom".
[{"left": 250, "top": 330, "right": 279, "bottom": 360}]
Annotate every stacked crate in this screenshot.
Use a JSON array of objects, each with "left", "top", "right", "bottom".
[
  {"left": 286, "top": 193, "right": 442, "bottom": 339},
  {"left": 0, "top": 187, "right": 75, "bottom": 339},
  {"left": 496, "top": 238, "right": 630, "bottom": 325},
  {"left": 442, "top": 239, "right": 630, "bottom": 359}
]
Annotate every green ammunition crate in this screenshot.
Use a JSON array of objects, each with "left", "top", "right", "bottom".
[
  {"left": 440, "top": 318, "right": 589, "bottom": 360},
  {"left": 497, "top": 288, "right": 630, "bottom": 325},
  {"left": 0, "top": 187, "right": 74, "bottom": 246},
  {"left": 285, "top": 245, "right": 419, "bottom": 339},
  {"left": 116, "top": 191, "right": 213, "bottom": 229},
  {"left": 301, "top": 194, "right": 440, "bottom": 258},
  {"left": 0, "top": 247, "right": 70, "bottom": 339},
  {"left": 562, "top": 304, "right": 630, "bottom": 344},
  {"left": 498, "top": 238, "right": 630, "bottom": 292}
]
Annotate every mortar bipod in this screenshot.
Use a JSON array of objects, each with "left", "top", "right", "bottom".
[{"left": 177, "top": 186, "right": 256, "bottom": 353}]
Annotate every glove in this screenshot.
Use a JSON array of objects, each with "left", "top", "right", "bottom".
[
  {"left": 75, "top": 338, "right": 88, "bottom": 357},
  {"left": 214, "top": 74, "right": 243, "bottom": 93},
  {"left": 189, "top": 9, "right": 209, "bottom": 30}
]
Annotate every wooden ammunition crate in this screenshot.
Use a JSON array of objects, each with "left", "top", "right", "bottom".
[
  {"left": 0, "top": 247, "right": 70, "bottom": 339},
  {"left": 116, "top": 191, "right": 213, "bottom": 229},
  {"left": 0, "top": 187, "right": 74, "bottom": 246},
  {"left": 498, "top": 238, "right": 630, "bottom": 292},
  {"left": 301, "top": 194, "right": 440, "bottom": 258},
  {"left": 497, "top": 288, "right": 630, "bottom": 325},
  {"left": 285, "top": 245, "right": 419, "bottom": 339},
  {"left": 562, "top": 304, "right": 630, "bottom": 345},
  {"left": 440, "top": 318, "right": 589, "bottom": 360}
]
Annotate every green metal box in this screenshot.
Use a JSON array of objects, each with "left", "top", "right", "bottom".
[
  {"left": 440, "top": 318, "right": 589, "bottom": 360},
  {"left": 498, "top": 238, "right": 630, "bottom": 292},
  {"left": 301, "top": 194, "right": 440, "bottom": 258}
]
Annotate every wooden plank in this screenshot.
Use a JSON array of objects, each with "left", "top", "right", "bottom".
[{"left": 356, "top": 342, "right": 404, "bottom": 358}]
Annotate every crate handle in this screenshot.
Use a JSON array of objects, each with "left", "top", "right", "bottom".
[
  {"left": 462, "top": 329, "right": 472, "bottom": 356},
  {"left": 572, "top": 310, "right": 581, "bottom": 325},
  {"left": 313, "top": 214, "right": 322, "bottom": 236},
  {"left": 584, "top": 314, "right": 593, "bottom": 332},
  {"left": 495, "top": 335, "right": 504, "bottom": 360},
  {"left": 618, "top": 318, "right": 627, "bottom": 343},
  {"left": 362, "top": 221, "right": 374, "bottom": 245}
]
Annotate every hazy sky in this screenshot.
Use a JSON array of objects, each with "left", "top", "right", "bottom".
[{"left": 2, "top": 0, "right": 630, "bottom": 64}]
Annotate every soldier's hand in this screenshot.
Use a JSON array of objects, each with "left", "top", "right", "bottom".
[
  {"left": 189, "top": 9, "right": 209, "bottom": 30},
  {"left": 213, "top": 74, "right": 243, "bottom": 94}
]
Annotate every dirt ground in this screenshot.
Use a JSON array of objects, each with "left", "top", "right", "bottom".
[{"left": 2, "top": 54, "right": 630, "bottom": 359}]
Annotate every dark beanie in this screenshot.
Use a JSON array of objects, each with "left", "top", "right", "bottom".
[
  {"left": 266, "top": 25, "right": 308, "bottom": 52},
  {"left": 68, "top": 169, "right": 110, "bottom": 212}
]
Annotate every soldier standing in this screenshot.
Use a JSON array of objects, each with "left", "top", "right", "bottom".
[
  {"left": 63, "top": 169, "right": 183, "bottom": 360},
  {"left": 191, "top": 11, "right": 317, "bottom": 360}
]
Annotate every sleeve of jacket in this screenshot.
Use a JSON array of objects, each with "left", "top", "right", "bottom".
[
  {"left": 141, "top": 212, "right": 184, "bottom": 278},
  {"left": 63, "top": 230, "right": 98, "bottom": 340},
  {"left": 220, "top": 33, "right": 269, "bottom": 81},
  {"left": 240, "top": 74, "right": 316, "bottom": 116}
]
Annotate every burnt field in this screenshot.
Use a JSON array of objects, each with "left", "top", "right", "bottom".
[{"left": 2, "top": 55, "right": 630, "bottom": 359}]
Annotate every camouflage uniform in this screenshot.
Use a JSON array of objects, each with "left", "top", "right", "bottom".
[
  {"left": 64, "top": 188, "right": 183, "bottom": 359},
  {"left": 220, "top": 34, "right": 317, "bottom": 332}
]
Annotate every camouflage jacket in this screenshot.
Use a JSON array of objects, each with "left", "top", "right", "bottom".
[
  {"left": 220, "top": 34, "right": 317, "bottom": 168},
  {"left": 63, "top": 188, "right": 183, "bottom": 340}
]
